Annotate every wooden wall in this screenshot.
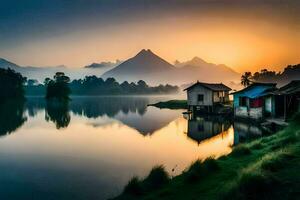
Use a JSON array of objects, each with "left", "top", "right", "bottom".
[{"left": 187, "top": 86, "right": 213, "bottom": 106}]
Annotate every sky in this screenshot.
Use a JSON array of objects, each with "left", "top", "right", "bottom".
[{"left": 0, "top": 0, "right": 299, "bottom": 73}]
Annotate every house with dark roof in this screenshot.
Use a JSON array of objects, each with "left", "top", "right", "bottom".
[
  {"left": 184, "top": 81, "right": 231, "bottom": 113},
  {"left": 232, "top": 83, "right": 277, "bottom": 120}
]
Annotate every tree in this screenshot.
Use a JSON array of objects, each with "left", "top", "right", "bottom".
[
  {"left": 45, "top": 72, "right": 70, "bottom": 100},
  {"left": 45, "top": 100, "right": 70, "bottom": 129},
  {"left": 27, "top": 79, "right": 39, "bottom": 86},
  {"left": 0, "top": 68, "right": 26, "bottom": 101},
  {"left": 137, "top": 80, "right": 147, "bottom": 88},
  {"left": 241, "top": 72, "right": 252, "bottom": 87}
]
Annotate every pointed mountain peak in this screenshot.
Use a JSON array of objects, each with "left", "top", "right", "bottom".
[
  {"left": 135, "top": 49, "right": 156, "bottom": 57},
  {"left": 190, "top": 56, "right": 208, "bottom": 65},
  {"left": 175, "top": 56, "right": 208, "bottom": 67},
  {"left": 146, "top": 49, "right": 153, "bottom": 53}
]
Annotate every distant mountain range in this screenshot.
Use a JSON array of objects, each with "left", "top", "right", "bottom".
[
  {"left": 0, "top": 49, "right": 240, "bottom": 86},
  {"left": 0, "top": 58, "right": 116, "bottom": 82},
  {"left": 102, "top": 49, "right": 240, "bottom": 85}
]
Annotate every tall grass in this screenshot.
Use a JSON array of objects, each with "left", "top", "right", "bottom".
[
  {"left": 123, "top": 177, "right": 143, "bottom": 196},
  {"left": 122, "top": 165, "right": 170, "bottom": 196},
  {"left": 223, "top": 172, "right": 279, "bottom": 200},
  {"left": 231, "top": 145, "right": 251, "bottom": 157},
  {"left": 185, "top": 157, "right": 219, "bottom": 182},
  {"left": 144, "top": 165, "right": 170, "bottom": 190}
]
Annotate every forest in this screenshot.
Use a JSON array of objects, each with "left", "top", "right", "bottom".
[
  {"left": 250, "top": 64, "right": 299, "bottom": 85},
  {"left": 25, "top": 75, "right": 179, "bottom": 96}
]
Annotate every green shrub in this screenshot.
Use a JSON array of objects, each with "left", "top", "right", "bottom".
[
  {"left": 203, "top": 157, "right": 220, "bottom": 171},
  {"left": 144, "top": 165, "right": 170, "bottom": 190},
  {"left": 261, "top": 152, "right": 295, "bottom": 172},
  {"left": 270, "top": 135, "right": 297, "bottom": 151},
  {"left": 123, "top": 176, "right": 143, "bottom": 196},
  {"left": 223, "top": 172, "right": 279, "bottom": 200},
  {"left": 251, "top": 142, "right": 264, "bottom": 150},
  {"left": 231, "top": 145, "right": 251, "bottom": 157},
  {"left": 185, "top": 160, "right": 204, "bottom": 182},
  {"left": 185, "top": 158, "right": 219, "bottom": 183}
]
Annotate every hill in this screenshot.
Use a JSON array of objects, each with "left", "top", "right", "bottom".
[
  {"left": 102, "top": 49, "right": 240, "bottom": 85},
  {"left": 102, "top": 49, "right": 177, "bottom": 84},
  {"left": 0, "top": 58, "right": 113, "bottom": 82}
]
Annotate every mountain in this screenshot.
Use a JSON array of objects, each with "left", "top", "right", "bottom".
[
  {"left": 0, "top": 59, "right": 72, "bottom": 82},
  {"left": 0, "top": 58, "right": 115, "bottom": 82},
  {"left": 176, "top": 57, "right": 240, "bottom": 83},
  {"left": 102, "top": 50, "right": 240, "bottom": 85},
  {"left": 0, "top": 58, "right": 23, "bottom": 71},
  {"left": 102, "top": 49, "right": 177, "bottom": 84},
  {"left": 1, "top": 51, "right": 241, "bottom": 86}
]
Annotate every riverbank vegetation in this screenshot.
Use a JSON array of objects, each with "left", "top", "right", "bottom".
[
  {"left": 0, "top": 68, "right": 26, "bottom": 101},
  {"left": 44, "top": 72, "right": 71, "bottom": 100},
  {"left": 114, "top": 114, "right": 300, "bottom": 200},
  {"left": 26, "top": 76, "right": 179, "bottom": 96},
  {"left": 242, "top": 64, "right": 300, "bottom": 86}
]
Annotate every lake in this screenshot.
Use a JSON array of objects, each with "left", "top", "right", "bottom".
[{"left": 0, "top": 96, "right": 266, "bottom": 200}]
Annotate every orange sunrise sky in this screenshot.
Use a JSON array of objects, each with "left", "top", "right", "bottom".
[{"left": 0, "top": 0, "right": 299, "bottom": 73}]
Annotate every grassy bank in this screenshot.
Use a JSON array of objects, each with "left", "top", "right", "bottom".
[
  {"left": 148, "top": 100, "right": 187, "bottom": 110},
  {"left": 114, "top": 114, "right": 300, "bottom": 200}
]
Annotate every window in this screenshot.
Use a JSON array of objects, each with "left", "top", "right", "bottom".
[
  {"left": 218, "top": 91, "right": 225, "bottom": 97},
  {"left": 198, "top": 94, "right": 204, "bottom": 102},
  {"left": 250, "top": 98, "right": 263, "bottom": 108},
  {"left": 239, "top": 97, "right": 247, "bottom": 106}
]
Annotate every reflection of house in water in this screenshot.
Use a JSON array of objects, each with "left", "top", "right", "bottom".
[
  {"left": 186, "top": 114, "right": 268, "bottom": 146},
  {"left": 233, "top": 121, "right": 266, "bottom": 145},
  {"left": 187, "top": 115, "right": 231, "bottom": 144}
]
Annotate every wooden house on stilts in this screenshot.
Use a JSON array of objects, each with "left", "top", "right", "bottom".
[{"left": 184, "top": 81, "right": 232, "bottom": 113}]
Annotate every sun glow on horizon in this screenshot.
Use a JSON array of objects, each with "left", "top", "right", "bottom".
[{"left": 1, "top": 1, "right": 299, "bottom": 73}]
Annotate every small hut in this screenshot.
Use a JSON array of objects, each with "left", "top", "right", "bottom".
[
  {"left": 232, "top": 83, "right": 277, "bottom": 120},
  {"left": 184, "top": 81, "right": 231, "bottom": 113}
]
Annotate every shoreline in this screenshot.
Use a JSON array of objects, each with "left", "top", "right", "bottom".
[{"left": 113, "top": 114, "right": 300, "bottom": 200}]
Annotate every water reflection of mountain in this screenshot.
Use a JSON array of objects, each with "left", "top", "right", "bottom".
[
  {"left": 24, "top": 97, "right": 180, "bottom": 135},
  {"left": 114, "top": 108, "right": 180, "bottom": 135},
  {"left": 187, "top": 116, "right": 232, "bottom": 144},
  {"left": 0, "top": 100, "right": 27, "bottom": 136}
]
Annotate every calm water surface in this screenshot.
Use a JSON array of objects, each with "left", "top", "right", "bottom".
[{"left": 0, "top": 96, "right": 265, "bottom": 200}]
